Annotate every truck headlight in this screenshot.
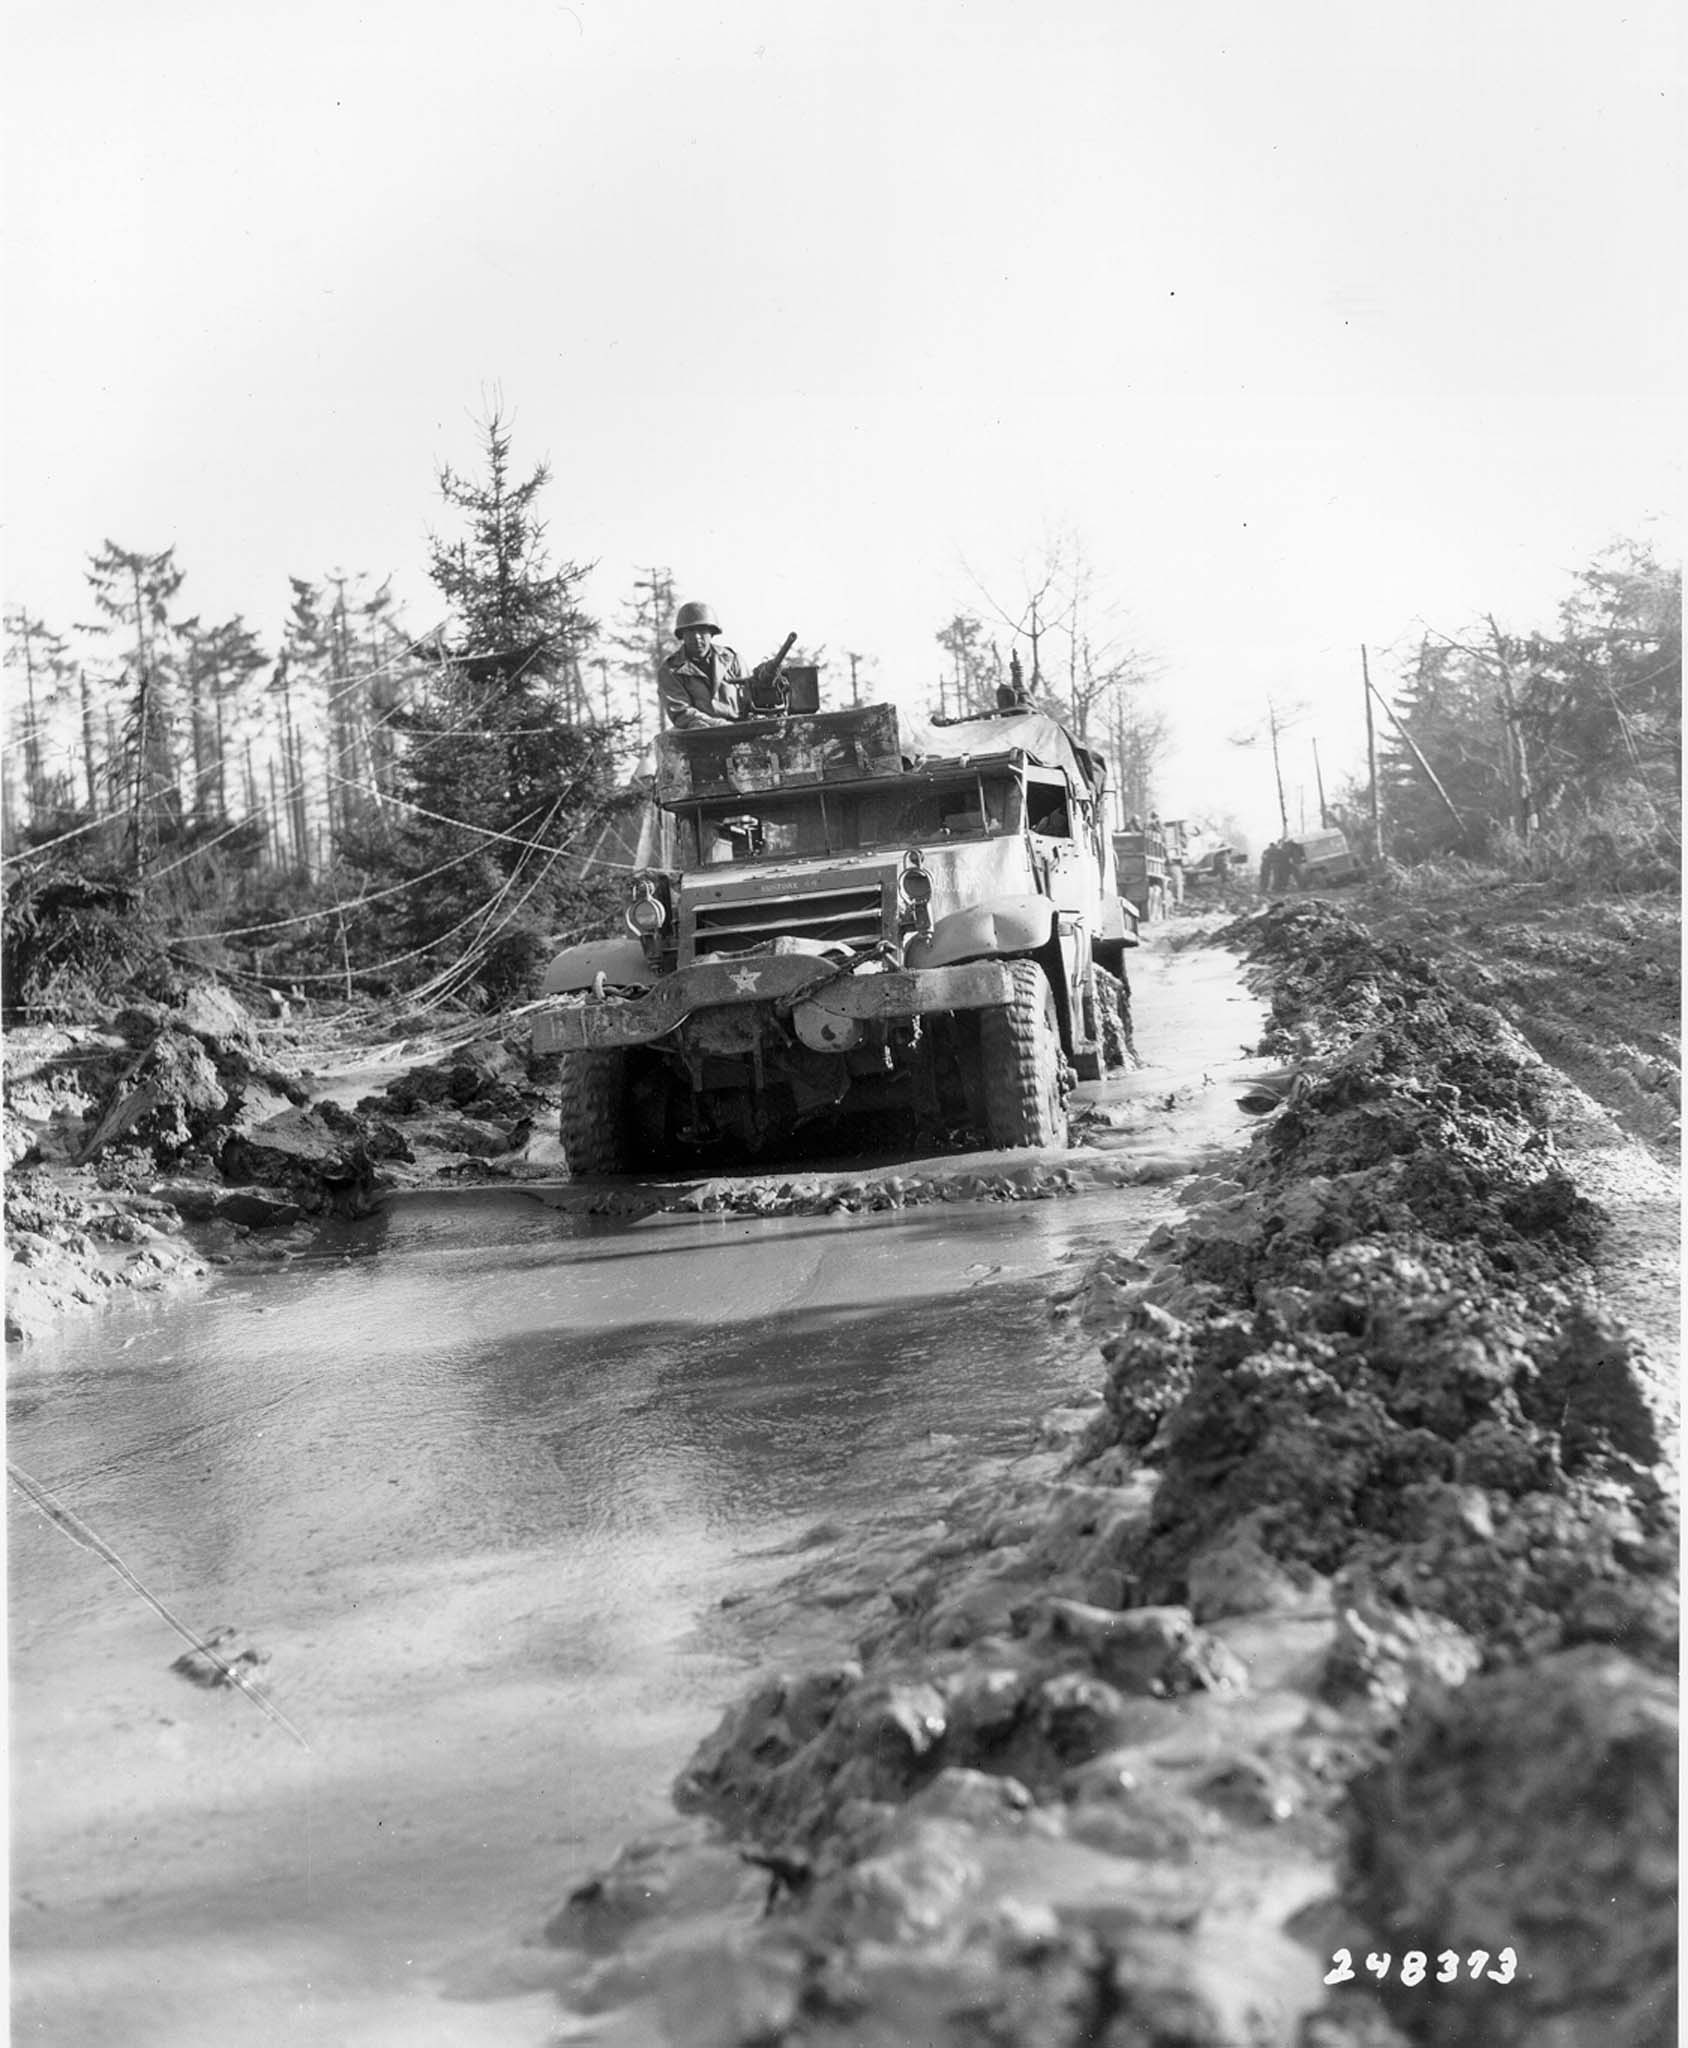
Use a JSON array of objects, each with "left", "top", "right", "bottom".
[
  {"left": 898, "top": 850, "right": 933, "bottom": 931},
  {"left": 625, "top": 882, "right": 667, "bottom": 938}
]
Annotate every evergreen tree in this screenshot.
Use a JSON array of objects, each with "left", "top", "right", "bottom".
[
  {"left": 357, "top": 409, "right": 627, "bottom": 1005},
  {"left": 611, "top": 566, "right": 677, "bottom": 747},
  {"left": 1380, "top": 540, "right": 1681, "bottom": 861},
  {"left": 80, "top": 542, "right": 186, "bottom": 870},
  {"left": 274, "top": 582, "right": 328, "bottom": 868},
  {"left": 349, "top": 576, "right": 417, "bottom": 811},
  {"left": 3, "top": 610, "right": 77, "bottom": 830},
  {"left": 179, "top": 613, "right": 268, "bottom": 829},
  {"left": 275, "top": 571, "right": 406, "bottom": 862},
  {"left": 1517, "top": 540, "right": 1681, "bottom": 818},
  {"left": 1377, "top": 637, "right": 1509, "bottom": 857}
]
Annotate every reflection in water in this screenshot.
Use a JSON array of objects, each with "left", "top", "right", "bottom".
[{"left": 8, "top": 1186, "right": 1163, "bottom": 2048}]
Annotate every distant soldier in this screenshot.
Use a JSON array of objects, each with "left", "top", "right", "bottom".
[
  {"left": 661, "top": 602, "right": 747, "bottom": 728},
  {"left": 1262, "top": 840, "right": 1298, "bottom": 892}
]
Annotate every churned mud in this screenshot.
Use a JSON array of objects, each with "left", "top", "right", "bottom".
[
  {"left": 4, "top": 942, "right": 1259, "bottom": 1343},
  {"left": 1357, "top": 883, "right": 1679, "bottom": 1160},
  {"left": 516, "top": 898, "right": 1677, "bottom": 2048}
]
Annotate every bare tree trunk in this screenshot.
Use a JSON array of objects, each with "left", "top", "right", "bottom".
[
  {"left": 264, "top": 752, "right": 280, "bottom": 868},
  {"left": 213, "top": 673, "right": 230, "bottom": 826},
  {"left": 126, "top": 560, "right": 154, "bottom": 870},
  {"left": 79, "top": 668, "right": 99, "bottom": 812},
  {"left": 1486, "top": 615, "right": 1534, "bottom": 841},
  {"left": 20, "top": 631, "right": 45, "bottom": 820},
  {"left": 128, "top": 667, "right": 152, "bottom": 873},
  {"left": 1269, "top": 703, "right": 1289, "bottom": 839},
  {"left": 187, "top": 644, "right": 209, "bottom": 827},
  {"left": 250, "top": 741, "right": 266, "bottom": 860},
  {"left": 1361, "top": 646, "right": 1384, "bottom": 861},
  {"left": 285, "top": 717, "right": 309, "bottom": 871}
]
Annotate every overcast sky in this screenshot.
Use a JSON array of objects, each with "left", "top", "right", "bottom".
[{"left": 3, "top": 0, "right": 1680, "bottom": 840}]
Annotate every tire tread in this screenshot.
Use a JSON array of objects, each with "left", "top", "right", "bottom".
[{"left": 979, "top": 960, "right": 1069, "bottom": 1147}]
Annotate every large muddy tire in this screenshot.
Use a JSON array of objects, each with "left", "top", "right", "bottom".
[
  {"left": 558, "top": 1048, "right": 632, "bottom": 1174},
  {"left": 979, "top": 961, "right": 1069, "bottom": 1148}
]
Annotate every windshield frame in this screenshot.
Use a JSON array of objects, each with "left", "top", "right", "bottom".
[{"left": 668, "top": 767, "right": 1025, "bottom": 869}]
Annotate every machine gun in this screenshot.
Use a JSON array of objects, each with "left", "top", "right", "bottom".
[{"left": 746, "top": 631, "right": 799, "bottom": 715}]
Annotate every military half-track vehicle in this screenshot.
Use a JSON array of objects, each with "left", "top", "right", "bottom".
[{"left": 531, "top": 693, "right": 1140, "bottom": 1169}]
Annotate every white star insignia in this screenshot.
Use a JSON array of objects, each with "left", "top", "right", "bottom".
[{"left": 729, "top": 967, "right": 761, "bottom": 993}]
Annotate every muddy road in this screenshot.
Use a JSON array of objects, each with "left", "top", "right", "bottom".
[{"left": 8, "top": 940, "right": 1279, "bottom": 2047}]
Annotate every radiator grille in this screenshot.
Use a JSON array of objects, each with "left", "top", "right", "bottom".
[{"left": 687, "top": 880, "right": 888, "bottom": 961}]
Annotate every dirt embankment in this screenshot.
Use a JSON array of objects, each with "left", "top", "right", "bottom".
[
  {"left": 528, "top": 896, "right": 1678, "bottom": 2048},
  {"left": 2, "top": 988, "right": 552, "bottom": 1344},
  {"left": 1356, "top": 883, "right": 1679, "bottom": 1159}
]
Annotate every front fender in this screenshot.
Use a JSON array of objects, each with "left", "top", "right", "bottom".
[
  {"left": 903, "top": 894, "right": 1057, "bottom": 970},
  {"left": 540, "top": 937, "right": 657, "bottom": 995}
]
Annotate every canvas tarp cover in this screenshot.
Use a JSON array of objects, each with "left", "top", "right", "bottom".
[{"left": 901, "top": 711, "right": 1107, "bottom": 798}]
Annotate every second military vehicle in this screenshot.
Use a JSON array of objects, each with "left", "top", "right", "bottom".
[{"left": 1112, "top": 824, "right": 1172, "bottom": 923}]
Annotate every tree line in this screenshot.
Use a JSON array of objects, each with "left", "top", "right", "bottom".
[
  {"left": 1365, "top": 539, "right": 1680, "bottom": 868},
  {"left": 2, "top": 414, "right": 679, "bottom": 1008},
  {"left": 3, "top": 442, "right": 688, "bottom": 886},
  {"left": 3, "top": 422, "right": 1174, "bottom": 1013},
  {"left": 6, "top": 408, "right": 1670, "bottom": 1018}
]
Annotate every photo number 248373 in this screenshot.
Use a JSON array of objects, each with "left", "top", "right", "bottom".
[{"left": 1325, "top": 1948, "right": 1519, "bottom": 1988}]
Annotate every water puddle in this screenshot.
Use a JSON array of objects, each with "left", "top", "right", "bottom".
[{"left": 8, "top": 1186, "right": 1177, "bottom": 2047}]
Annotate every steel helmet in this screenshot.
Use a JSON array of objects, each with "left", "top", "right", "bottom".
[{"left": 674, "top": 600, "right": 719, "bottom": 637}]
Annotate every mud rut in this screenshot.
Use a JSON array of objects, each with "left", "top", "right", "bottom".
[{"left": 527, "top": 901, "right": 1676, "bottom": 2048}]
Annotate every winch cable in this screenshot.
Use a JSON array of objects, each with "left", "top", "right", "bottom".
[
  {"left": 7, "top": 1460, "right": 311, "bottom": 1750},
  {"left": 772, "top": 939, "right": 902, "bottom": 1017}
]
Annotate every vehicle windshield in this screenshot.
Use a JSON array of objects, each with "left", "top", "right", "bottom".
[{"left": 674, "top": 773, "right": 1022, "bottom": 867}]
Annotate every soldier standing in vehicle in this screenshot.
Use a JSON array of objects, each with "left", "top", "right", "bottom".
[{"left": 661, "top": 601, "right": 747, "bottom": 727}]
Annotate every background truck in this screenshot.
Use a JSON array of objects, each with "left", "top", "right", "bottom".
[
  {"left": 1178, "top": 824, "right": 1241, "bottom": 889},
  {"left": 1260, "top": 826, "right": 1365, "bottom": 892},
  {"left": 532, "top": 697, "right": 1140, "bottom": 1169},
  {"left": 1112, "top": 824, "right": 1171, "bottom": 923}
]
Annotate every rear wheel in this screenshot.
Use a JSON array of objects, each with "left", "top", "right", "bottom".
[
  {"left": 980, "top": 960, "right": 1069, "bottom": 1148},
  {"left": 558, "top": 1048, "right": 632, "bottom": 1174}
]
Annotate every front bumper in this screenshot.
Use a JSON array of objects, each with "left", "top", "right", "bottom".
[{"left": 531, "top": 956, "right": 1019, "bottom": 1053}]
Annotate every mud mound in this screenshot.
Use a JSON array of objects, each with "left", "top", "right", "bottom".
[
  {"left": 1349, "top": 1646, "right": 1676, "bottom": 2046},
  {"left": 1, "top": 863, "right": 173, "bottom": 1020},
  {"left": 534, "top": 899, "right": 1675, "bottom": 2045}
]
